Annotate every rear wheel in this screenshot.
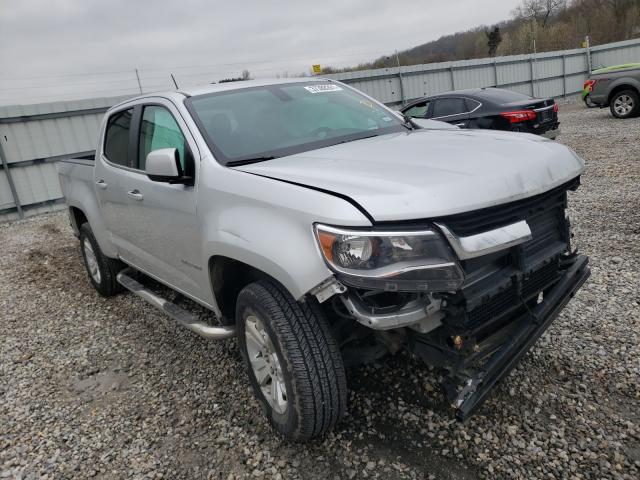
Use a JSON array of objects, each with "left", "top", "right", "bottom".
[
  {"left": 79, "top": 223, "right": 124, "bottom": 296},
  {"left": 610, "top": 90, "right": 639, "bottom": 118},
  {"left": 236, "top": 279, "right": 347, "bottom": 441}
]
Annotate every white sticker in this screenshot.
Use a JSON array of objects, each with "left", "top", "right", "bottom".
[{"left": 304, "top": 84, "right": 343, "bottom": 93}]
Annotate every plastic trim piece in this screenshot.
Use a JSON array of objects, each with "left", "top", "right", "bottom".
[{"left": 435, "top": 220, "right": 532, "bottom": 260}]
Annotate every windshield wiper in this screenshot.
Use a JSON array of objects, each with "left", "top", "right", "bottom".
[
  {"left": 226, "top": 156, "right": 277, "bottom": 167},
  {"left": 332, "top": 133, "right": 380, "bottom": 146},
  {"left": 401, "top": 113, "right": 417, "bottom": 130}
]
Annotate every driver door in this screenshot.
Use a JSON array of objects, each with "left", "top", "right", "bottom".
[{"left": 115, "top": 101, "right": 204, "bottom": 298}]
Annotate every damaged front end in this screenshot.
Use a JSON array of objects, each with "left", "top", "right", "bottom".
[{"left": 314, "top": 178, "right": 590, "bottom": 419}]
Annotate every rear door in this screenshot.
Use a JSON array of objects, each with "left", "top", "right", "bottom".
[
  {"left": 430, "top": 97, "right": 471, "bottom": 127},
  {"left": 94, "top": 106, "right": 136, "bottom": 253}
]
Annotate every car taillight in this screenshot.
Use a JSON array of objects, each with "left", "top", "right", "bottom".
[
  {"left": 553, "top": 103, "right": 559, "bottom": 113},
  {"left": 500, "top": 110, "right": 537, "bottom": 123},
  {"left": 584, "top": 79, "right": 597, "bottom": 92}
]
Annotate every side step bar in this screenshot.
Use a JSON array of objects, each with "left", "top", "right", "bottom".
[{"left": 116, "top": 269, "right": 236, "bottom": 340}]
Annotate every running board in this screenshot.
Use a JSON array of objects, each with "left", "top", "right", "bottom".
[{"left": 116, "top": 269, "right": 236, "bottom": 340}]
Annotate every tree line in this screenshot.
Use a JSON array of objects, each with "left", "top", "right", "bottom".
[{"left": 322, "top": 0, "right": 640, "bottom": 73}]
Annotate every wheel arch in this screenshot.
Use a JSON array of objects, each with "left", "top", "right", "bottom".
[
  {"left": 208, "top": 255, "right": 305, "bottom": 324},
  {"left": 68, "top": 206, "right": 88, "bottom": 235},
  {"left": 607, "top": 83, "right": 640, "bottom": 104}
]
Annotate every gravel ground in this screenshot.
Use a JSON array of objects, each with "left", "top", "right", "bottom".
[{"left": 1, "top": 103, "right": 639, "bottom": 479}]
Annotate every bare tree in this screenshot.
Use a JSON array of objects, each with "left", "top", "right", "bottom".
[
  {"left": 541, "top": 0, "right": 567, "bottom": 27},
  {"left": 515, "top": 0, "right": 566, "bottom": 26}
]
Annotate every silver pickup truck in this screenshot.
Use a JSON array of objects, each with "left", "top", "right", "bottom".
[{"left": 58, "top": 78, "right": 590, "bottom": 441}]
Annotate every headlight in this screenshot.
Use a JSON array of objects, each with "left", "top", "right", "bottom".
[{"left": 315, "top": 224, "right": 464, "bottom": 292}]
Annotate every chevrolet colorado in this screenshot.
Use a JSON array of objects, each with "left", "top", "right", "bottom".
[{"left": 57, "top": 78, "right": 590, "bottom": 441}]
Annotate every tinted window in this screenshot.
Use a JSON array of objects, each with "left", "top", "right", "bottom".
[
  {"left": 404, "top": 101, "right": 429, "bottom": 118},
  {"left": 104, "top": 108, "right": 133, "bottom": 166},
  {"left": 433, "top": 98, "right": 467, "bottom": 118},
  {"left": 465, "top": 99, "right": 481, "bottom": 111},
  {"left": 187, "top": 82, "right": 405, "bottom": 165},
  {"left": 138, "top": 106, "right": 187, "bottom": 170}
]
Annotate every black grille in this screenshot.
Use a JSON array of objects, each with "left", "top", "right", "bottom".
[
  {"left": 435, "top": 179, "right": 576, "bottom": 237},
  {"left": 467, "top": 260, "right": 560, "bottom": 328}
]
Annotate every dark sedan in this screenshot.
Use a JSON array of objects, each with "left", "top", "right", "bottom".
[{"left": 401, "top": 88, "right": 560, "bottom": 139}]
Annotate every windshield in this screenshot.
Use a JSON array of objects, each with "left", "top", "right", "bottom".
[{"left": 185, "top": 81, "right": 405, "bottom": 165}]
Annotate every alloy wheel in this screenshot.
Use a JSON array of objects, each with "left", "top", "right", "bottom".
[
  {"left": 614, "top": 95, "right": 634, "bottom": 116},
  {"left": 244, "top": 314, "right": 288, "bottom": 414},
  {"left": 83, "top": 238, "right": 101, "bottom": 284}
]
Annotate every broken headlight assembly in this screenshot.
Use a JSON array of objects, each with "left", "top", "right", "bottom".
[{"left": 314, "top": 224, "right": 464, "bottom": 292}]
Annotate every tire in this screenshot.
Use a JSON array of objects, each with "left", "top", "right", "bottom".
[
  {"left": 610, "top": 89, "right": 639, "bottom": 119},
  {"left": 79, "top": 222, "right": 125, "bottom": 297},
  {"left": 236, "top": 279, "right": 347, "bottom": 441}
]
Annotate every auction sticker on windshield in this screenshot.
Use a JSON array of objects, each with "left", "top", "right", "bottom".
[{"left": 304, "top": 84, "right": 343, "bottom": 93}]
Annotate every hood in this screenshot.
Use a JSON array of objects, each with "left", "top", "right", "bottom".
[{"left": 236, "top": 129, "right": 585, "bottom": 222}]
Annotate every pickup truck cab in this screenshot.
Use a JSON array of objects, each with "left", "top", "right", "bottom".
[{"left": 58, "top": 78, "right": 590, "bottom": 441}]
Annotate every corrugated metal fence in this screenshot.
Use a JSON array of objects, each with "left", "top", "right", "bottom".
[
  {"left": 325, "top": 38, "right": 640, "bottom": 105},
  {"left": 1, "top": 38, "right": 639, "bottom": 221}
]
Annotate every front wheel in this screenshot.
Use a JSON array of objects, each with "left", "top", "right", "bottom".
[
  {"left": 236, "top": 279, "right": 347, "bottom": 441},
  {"left": 610, "top": 90, "right": 639, "bottom": 118}
]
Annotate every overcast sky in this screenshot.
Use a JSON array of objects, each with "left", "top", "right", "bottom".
[{"left": 0, "top": 0, "right": 521, "bottom": 106}]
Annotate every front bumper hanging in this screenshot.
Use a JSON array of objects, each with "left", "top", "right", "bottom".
[{"left": 452, "top": 253, "right": 590, "bottom": 420}]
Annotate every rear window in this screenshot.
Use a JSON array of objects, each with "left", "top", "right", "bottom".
[
  {"left": 104, "top": 108, "right": 133, "bottom": 166},
  {"left": 479, "top": 89, "right": 533, "bottom": 104}
]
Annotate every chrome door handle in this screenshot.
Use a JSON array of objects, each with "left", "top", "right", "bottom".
[
  {"left": 95, "top": 180, "right": 108, "bottom": 190},
  {"left": 127, "top": 189, "right": 143, "bottom": 201}
]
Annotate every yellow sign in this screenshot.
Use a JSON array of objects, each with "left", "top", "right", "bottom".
[
  {"left": 312, "top": 64, "right": 322, "bottom": 74},
  {"left": 581, "top": 41, "right": 588, "bottom": 48}
]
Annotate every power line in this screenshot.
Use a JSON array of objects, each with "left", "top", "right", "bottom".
[{"left": 0, "top": 49, "right": 385, "bottom": 83}]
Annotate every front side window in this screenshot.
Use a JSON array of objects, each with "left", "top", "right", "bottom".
[
  {"left": 404, "top": 101, "right": 430, "bottom": 118},
  {"left": 433, "top": 98, "right": 468, "bottom": 118},
  {"left": 186, "top": 81, "right": 406, "bottom": 165},
  {"left": 138, "top": 105, "right": 187, "bottom": 170},
  {"left": 104, "top": 108, "right": 133, "bottom": 166}
]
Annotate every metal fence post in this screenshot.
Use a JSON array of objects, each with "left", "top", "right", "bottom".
[
  {"left": 449, "top": 66, "right": 456, "bottom": 90},
  {"left": 395, "top": 50, "right": 406, "bottom": 104},
  {"left": 493, "top": 60, "right": 499, "bottom": 87},
  {"left": 0, "top": 141, "right": 23, "bottom": 219},
  {"left": 562, "top": 54, "right": 567, "bottom": 100},
  {"left": 529, "top": 57, "right": 536, "bottom": 96}
]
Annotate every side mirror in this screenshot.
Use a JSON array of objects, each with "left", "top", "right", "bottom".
[{"left": 146, "top": 148, "right": 192, "bottom": 184}]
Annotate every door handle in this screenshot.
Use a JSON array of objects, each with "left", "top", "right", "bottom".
[
  {"left": 95, "top": 180, "right": 108, "bottom": 190},
  {"left": 127, "top": 189, "right": 143, "bottom": 201},
  {"left": 453, "top": 123, "right": 467, "bottom": 127}
]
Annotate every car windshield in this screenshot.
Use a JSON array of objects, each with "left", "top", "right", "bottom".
[{"left": 185, "top": 81, "right": 405, "bottom": 165}]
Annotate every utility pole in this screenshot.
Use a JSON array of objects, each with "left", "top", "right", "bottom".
[{"left": 135, "top": 69, "right": 143, "bottom": 94}]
